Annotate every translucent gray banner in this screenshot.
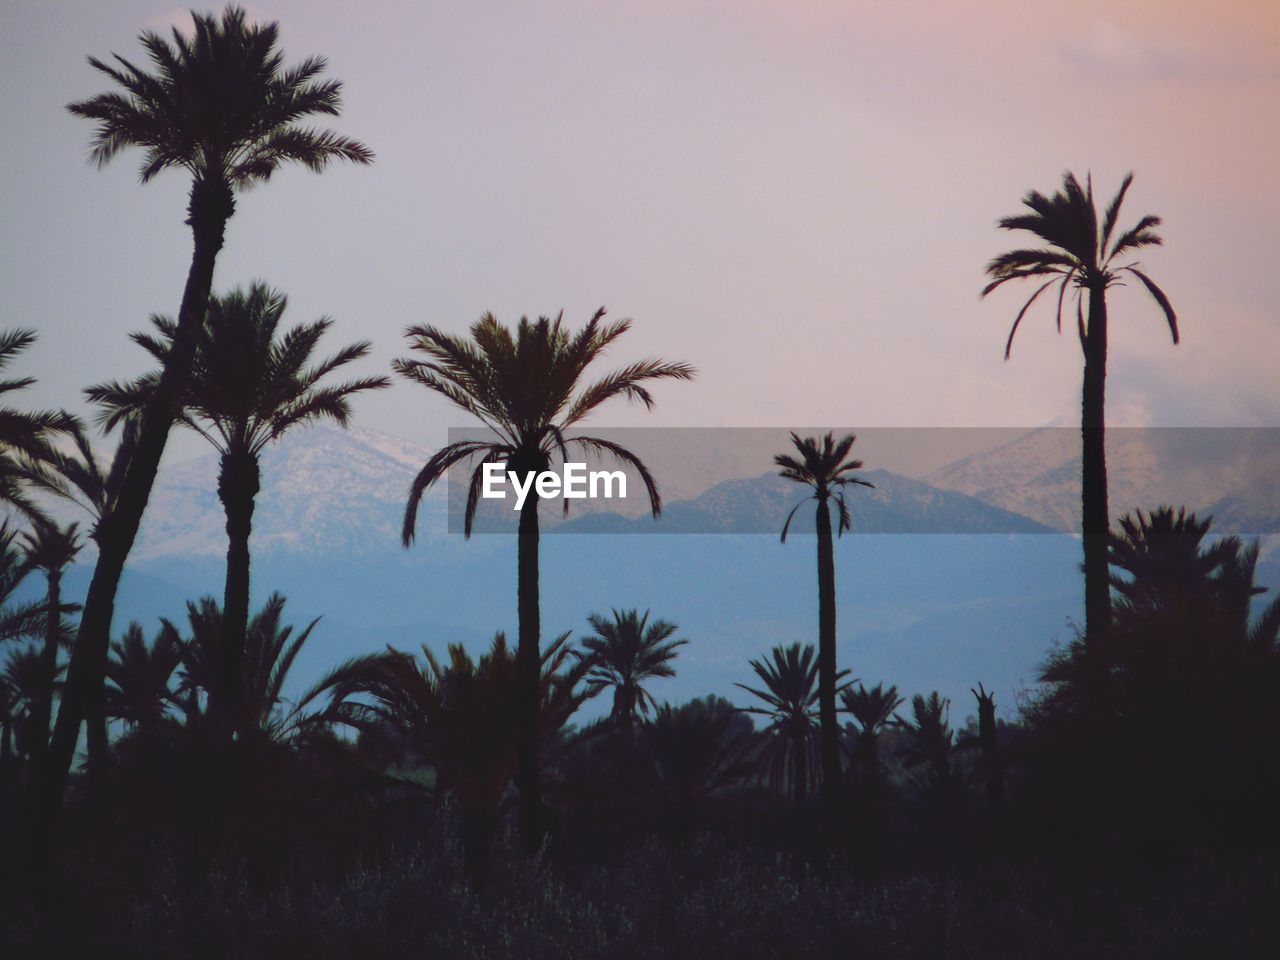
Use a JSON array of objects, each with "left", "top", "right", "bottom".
[{"left": 442, "top": 427, "right": 1280, "bottom": 536}]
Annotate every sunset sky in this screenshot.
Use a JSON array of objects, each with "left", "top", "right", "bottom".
[{"left": 2, "top": 0, "right": 1277, "bottom": 454}]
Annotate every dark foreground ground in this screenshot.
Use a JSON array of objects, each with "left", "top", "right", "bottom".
[{"left": 4, "top": 841, "right": 1277, "bottom": 960}]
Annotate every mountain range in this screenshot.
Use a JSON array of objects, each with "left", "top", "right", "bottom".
[{"left": 24, "top": 423, "right": 1280, "bottom": 723}]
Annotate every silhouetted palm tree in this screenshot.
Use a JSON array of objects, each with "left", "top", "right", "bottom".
[
  {"left": 898, "top": 691, "right": 957, "bottom": 871},
  {"left": 580, "top": 608, "right": 688, "bottom": 733},
  {"left": 737, "top": 642, "right": 850, "bottom": 807},
  {"left": 88, "top": 283, "right": 388, "bottom": 736},
  {"left": 395, "top": 308, "right": 694, "bottom": 850},
  {"left": 168, "top": 593, "right": 321, "bottom": 742},
  {"left": 18, "top": 521, "right": 82, "bottom": 772},
  {"left": 968, "top": 683, "right": 1003, "bottom": 814},
  {"left": 841, "top": 681, "right": 902, "bottom": 872},
  {"left": 984, "top": 172, "right": 1177, "bottom": 650},
  {"left": 641, "top": 696, "right": 755, "bottom": 838},
  {"left": 105, "top": 622, "right": 182, "bottom": 731},
  {"left": 1030, "top": 507, "right": 1280, "bottom": 858},
  {"left": 0, "top": 330, "right": 75, "bottom": 523},
  {"left": 841, "top": 682, "right": 903, "bottom": 784},
  {"left": 0, "top": 522, "right": 42, "bottom": 645},
  {"left": 777, "top": 432, "right": 871, "bottom": 823},
  {"left": 309, "top": 631, "right": 593, "bottom": 886},
  {"left": 49, "top": 6, "right": 372, "bottom": 811}
]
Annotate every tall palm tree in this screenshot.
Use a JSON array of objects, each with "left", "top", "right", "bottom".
[
  {"left": 580, "top": 608, "right": 688, "bottom": 732},
  {"left": 0, "top": 330, "right": 76, "bottom": 523},
  {"left": 87, "top": 283, "right": 388, "bottom": 736},
  {"left": 18, "top": 522, "right": 82, "bottom": 773},
  {"left": 736, "top": 642, "right": 850, "bottom": 807},
  {"left": 48, "top": 6, "right": 372, "bottom": 811},
  {"left": 776, "top": 432, "right": 871, "bottom": 823},
  {"left": 984, "top": 171, "right": 1177, "bottom": 650},
  {"left": 395, "top": 308, "right": 694, "bottom": 850},
  {"left": 309, "top": 631, "right": 593, "bottom": 887}
]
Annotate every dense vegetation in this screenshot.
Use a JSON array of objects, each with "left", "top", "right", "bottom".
[{"left": 1, "top": 6, "right": 1277, "bottom": 958}]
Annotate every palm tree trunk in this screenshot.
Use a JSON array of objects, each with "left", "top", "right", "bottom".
[
  {"left": 1081, "top": 282, "right": 1111, "bottom": 649},
  {"left": 515, "top": 492, "right": 543, "bottom": 853},
  {"left": 215, "top": 450, "right": 259, "bottom": 740},
  {"left": 793, "top": 730, "right": 807, "bottom": 808},
  {"left": 34, "top": 176, "right": 233, "bottom": 842},
  {"left": 815, "top": 498, "right": 841, "bottom": 828},
  {"left": 28, "top": 568, "right": 60, "bottom": 771}
]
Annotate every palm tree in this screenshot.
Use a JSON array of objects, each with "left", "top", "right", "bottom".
[
  {"left": 48, "top": 5, "right": 372, "bottom": 811},
  {"left": 898, "top": 691, "right": 958, "bottom": 871},
  {"left": 87, "top": 283, "right": 388, "bottom": 737},
  {"left": 968, "top": 683, "right": 1003, "bottom": 814},
  {"left": 105, "top": 622, "right": 182, "bottom": 732},
  {"left": 167, "top": 593, "right": 322, "bottom": 743},
  {"left": 0, "top": 522, "right": 42, "bottom": 646},
  {"left": 39, "top": 424, "right": 136, "bottom": 769},
  {"left": 841, "top": 682, "right": 903, "bottom": 785},
  {"left": 0, "top": 646, "right": 52, "bottom": 777},
  {"left": 841, "top": 681, "right": 902, "bottom": 871},
  {"left": 309, "top": 631, "right": 594, "bottom": 887},
  {"left": 984, "top": 171, "right": 1177, "bottom": 650},
  {"left": 0, "top": 330, "right": 76, "bottom": 523},
  {"left": 776, "top": 432, "right": 871, "bottom": 823},
  {"left": 641, "top": 696, "right": 755, "bottom": 838},
  {"left": 18, "top": 521, "right": 82, "bottom": 773},
  {"left": 736, "top": 642, "right": 850, "bottom": 807},
  {"left": 579, "top": 609, "right": 688, "bottom": 733},
  {"left": 395, "top": 308, "right": 694, "bottom": 850}
]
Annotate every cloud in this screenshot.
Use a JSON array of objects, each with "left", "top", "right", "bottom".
[{"left": 1058, "top": 18, "right": 1262, "bottom": 83}]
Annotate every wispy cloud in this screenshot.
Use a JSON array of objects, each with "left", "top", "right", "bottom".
[{"left": 1058, "top": 19, "right": 1265, "bottom": 83}]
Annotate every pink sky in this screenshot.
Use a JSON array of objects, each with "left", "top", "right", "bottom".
[{"left": 1, "top": 0, "right": 1277, "bottom": 450}]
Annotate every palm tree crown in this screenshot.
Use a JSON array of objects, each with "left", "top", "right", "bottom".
[
  {"left": 0, "top": 330, "right": 76, "bottom": 522},
  {"left": 87, "top": 283, "right": 390, "bottom": 456},
  {"left": 736, "top": 642, "right": 851, "bottom": 802},
  {"left": 776, "top": 432, "right": 873, "bottom": 541},
  {"left": 580, "top": 609, "right": 688, "bottom": 725},
  {"left": 395, "top": 308, "right": 696, "bottom": 541},
  {"left": 983, "top": 171, "right": 1177, "bottom": 360},
  {"left": 66, "top": 5, "right": 372, "bottom": 214}
]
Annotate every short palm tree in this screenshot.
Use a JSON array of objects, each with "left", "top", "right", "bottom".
[
  {"left": 641, "top": 696, "right": 755, "bottom": 836},
  {"left": 899, "top": 691, "right": 958, "bottom": 870},
  {"left": 0, "top": 330, "right": 76, "bottom": 523},
  {"left": 841, "top": 682, "right": 903, "bottom": 783},
  {"left": 395, "top": 308, "right": 694, "bottom": 850},
  {"left": 0, "top": 645, "right": 53, "bottom": 773},
  {"left": 105, "top": 622, "right": 183, "bottom": 732},
  {"left": 0, "top": 522, "right": 42, "bottom": 646},
  {"left": 168, "top": 593, "right": 321, "bottom": 743},
  {"left": 309, "top": 631, "right": 593, "bottom": 887},
  {"left": 580, "top": 608, "right": 688, "bottom": 732},
  {"left": 984, "top": 171, "right": 1177, "bottom": 650},
  {"left": 736, "top": 642, "right": 850, "bottom": 807},
  {"left": 88, "top": 283, "right": 388, "bottom": 736},
  {"left": 18, "top": 521, "right": 82, "bottom": 772},
  {"left": 49, "top": 5, "right": 372, "bottom": 810},
  {"left": 777, "top": 432, "right": 871, "bottom": 821}
]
